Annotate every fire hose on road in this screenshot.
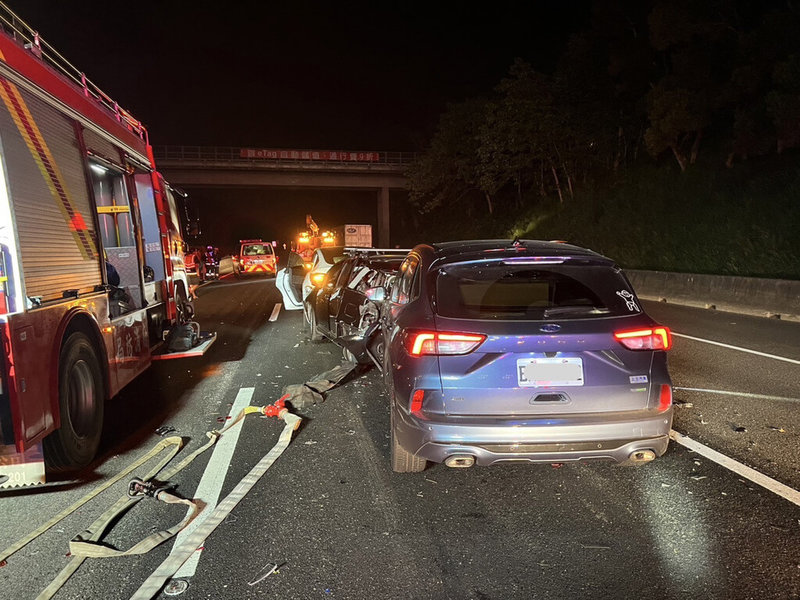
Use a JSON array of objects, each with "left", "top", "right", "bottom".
[
  {"left": 1, "top": 361, "right": 357, "bottom": 599},
  {"left": 0, "top": 396, "right": 301, "bottom": 600}
]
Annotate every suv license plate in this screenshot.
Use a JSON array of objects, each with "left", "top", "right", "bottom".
[{"left": 517, "top": 357, "right": 584, "bottom": 387}]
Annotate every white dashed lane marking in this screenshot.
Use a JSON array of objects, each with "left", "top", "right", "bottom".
[
  {"left": 670, "top": 430, "right": 800, "bottom": 508},
  {"left": 673, "top": 332, "right": 800, "bottom": 365},
  {"left": 170, "top": 387, "right": 254, "bottom": 578}
]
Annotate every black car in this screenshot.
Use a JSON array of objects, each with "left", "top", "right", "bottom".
[{"left": 305, "top": 250, "right": 408, "bottom": 358}]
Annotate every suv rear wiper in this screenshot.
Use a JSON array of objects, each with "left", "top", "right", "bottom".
[{"left": 543, "top": 306, "right": 610, "bottom": 318}]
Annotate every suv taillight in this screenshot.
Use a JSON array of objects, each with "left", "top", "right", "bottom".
[
  {"left": 614, "top": 327, "right": 672, "bottom": 351},
  {"left": 405, "top": 331, "right": 486, "bottom": 356}
]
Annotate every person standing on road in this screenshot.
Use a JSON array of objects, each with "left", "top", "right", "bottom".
[{"left": 196, "top": 247, "right": 207, "bottom": 282}]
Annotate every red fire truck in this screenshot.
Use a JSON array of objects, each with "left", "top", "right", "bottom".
[{"left": 0, "top": 5, "right": 214, "bottom": 486}]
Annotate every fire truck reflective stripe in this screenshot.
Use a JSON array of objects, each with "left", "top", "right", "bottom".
[
  {"left": 0, "top": 77, "right": 96, "bottom": 260},
  {"left": 96, "top": 205, "right": 130, "bottom": 214}
]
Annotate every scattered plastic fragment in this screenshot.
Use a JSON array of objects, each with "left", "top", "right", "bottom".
[
  {"left": 424, "top": 477, "right": 438, "bottom": 485},
  {"left": 247, "top": 562, "right": 281, "bottom": 586},
  {"left": 551, "top": 463, "right": 564, "bottom": 469},
  {"left": 733, "top": 426, "right": 747, "bottom": 433},
  {"left": 417, "top": 491, "right": 424, "bottom": 497},
  {"left": 304, "top": 440, "right": 318, "bottom": 445},
  {"left": 690, "top": 475, "right": 707, "bottom": 481},
  {"left": 767, "top": 425, "right": 786, "bottom": 433},
  {"left": 579, "top": 543, "right": 610, "bottom": 550},
  {"left": 155, "top": 425, "right": 176, "bottom": 436}
]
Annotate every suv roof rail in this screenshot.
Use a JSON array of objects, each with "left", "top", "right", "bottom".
[{"left": 344, "top": 247, "right": 411, "bottom": 254}]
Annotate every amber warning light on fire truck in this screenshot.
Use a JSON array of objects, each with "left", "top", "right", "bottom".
[{"left": 0, "top": 3, "right": 215, "bottom": 486}]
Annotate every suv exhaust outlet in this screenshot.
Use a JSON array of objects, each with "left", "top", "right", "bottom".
[
  {"left": 628, "top": 449, "right": 656, "bottom": 463},
  {"left": 444, "top": 455, "right": 475, "bottom": 468}
]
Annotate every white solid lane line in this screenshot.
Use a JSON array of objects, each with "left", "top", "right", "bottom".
[
  {"left": 269, "top": 302, "right": 281, "bottom": 322},
  {"left": 674, "top": 386, "right": 800, "bottom": 403},
  {"left": 672, "top": 332, "right": 800, "bottom": 365},
  {"left": 170, "top": 387, "right": 255, "bottom": 579},
  {"left": 670, "top": 430, "right": 800, "bottom": 508}
]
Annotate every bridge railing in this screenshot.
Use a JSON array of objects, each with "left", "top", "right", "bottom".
[{"left": 152, "top": 145, "right": 417, "bottom": 167}]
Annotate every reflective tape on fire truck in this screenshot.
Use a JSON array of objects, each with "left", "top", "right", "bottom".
[
  {"left": 0, "top": 75, "right": 97, "bottom": 260},
  {"left": 96, "top": 205, "right": 131, "bottom": 214}
]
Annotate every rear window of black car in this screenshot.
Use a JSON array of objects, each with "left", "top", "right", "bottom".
[
  {"left": 435, "top": 261, "right": 641, "bottom": 320},
  {"left": 320, "top": 247, "right": 346, "bottom": 263}
]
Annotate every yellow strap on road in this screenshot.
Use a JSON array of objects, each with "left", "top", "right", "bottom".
[
  {"left": 130, "top": 411, "right": 302, "bottom": 600},
  {"left": 33, "top": 404, "right": 279, "bottom": 600},
  {"left": 0, "top": 435, "right": 185, "bottom": 565}
]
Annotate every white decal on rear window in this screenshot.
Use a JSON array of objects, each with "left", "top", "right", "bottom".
[{"left": 616, "top": 290, "right": 639, "bottom": 312}]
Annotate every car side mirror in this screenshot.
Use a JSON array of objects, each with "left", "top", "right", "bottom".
[{"left": 365, "top": 286, "right": 386, "bottom": 302}]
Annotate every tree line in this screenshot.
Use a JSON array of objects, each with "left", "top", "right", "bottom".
[{"left": 407, "top": 0, "right": 800, "bottom": 221}]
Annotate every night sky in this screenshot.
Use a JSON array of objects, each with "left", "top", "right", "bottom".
[{"left": 10, "top": 1, "right": 592, "bottom": 247}]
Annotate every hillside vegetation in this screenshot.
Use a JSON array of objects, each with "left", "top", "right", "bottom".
[{"left": 403, "top": 1, "right": 800, "bottom": 279}]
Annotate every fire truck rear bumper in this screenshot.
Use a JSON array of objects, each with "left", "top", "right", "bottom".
[{"left": 0, "top": 442, "right": 46, "bottom": 488}]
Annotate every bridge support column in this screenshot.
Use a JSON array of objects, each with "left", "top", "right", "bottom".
[{"left": 378, "top": 186, "right": 390, "bottom": 248}]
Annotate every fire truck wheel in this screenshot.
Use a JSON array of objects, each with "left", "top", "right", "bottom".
[{"left": 44, "top": 332, "right": 104, "bottom": 471}]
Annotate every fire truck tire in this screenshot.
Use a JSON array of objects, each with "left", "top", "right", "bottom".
[{"left": 43, "top": 332, "right": 104, "bottom": 471}]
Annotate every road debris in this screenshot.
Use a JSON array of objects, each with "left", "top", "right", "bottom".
[
  {"left": 733, "top": 426, "right": 747, "bottom": 433},
  {"left": 155, "top": 426, "right": 176, "bottom": 436},
  {"left": 579, "top": 543, "right": 610, "bottom": 550},
  {"left": 247, "top": 562, "right": 282, "bottom": 586},
  {"left": 281, "top": 361, "right": 357, "bottom": 409},
  {"left": 767, "top": 425, "right": 786, "bottom": 433},
  {"left": 690, "top": 475, "right": 707, "bottom": 481},
  {"left": 163, "top": 579, "right": 189, "bottom": 596}
]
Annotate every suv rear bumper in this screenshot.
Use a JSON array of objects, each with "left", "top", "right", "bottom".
[{"left": 394, "top": 407, "right": 672, "bottom": 466}]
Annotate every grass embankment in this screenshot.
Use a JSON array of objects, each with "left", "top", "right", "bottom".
[{"left": 514, "top": 159, "right": 800, "bottom": 279}]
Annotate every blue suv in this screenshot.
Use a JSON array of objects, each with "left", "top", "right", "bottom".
[{"left": 375, "top": 240, "right": 673, "bottom": 472}]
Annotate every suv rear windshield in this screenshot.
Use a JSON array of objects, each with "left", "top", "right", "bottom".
[
  {"left": 435, "top": 261, "right": 640, "bottom": 320},
  {"left": 242, "top": 244, "right": 273, "bottom": 256}
]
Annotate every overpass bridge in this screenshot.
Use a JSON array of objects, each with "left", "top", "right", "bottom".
[{"left": 152, "top": 146, "right": 414, "bottom": 247}]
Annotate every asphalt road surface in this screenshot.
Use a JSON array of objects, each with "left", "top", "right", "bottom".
[{"left": 1, "top": 278, "right": 798, "bottom": 600}]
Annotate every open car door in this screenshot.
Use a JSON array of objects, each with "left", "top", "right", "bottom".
[{"left": 276, "top": 251, "right": 305, "bottom": 310}]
